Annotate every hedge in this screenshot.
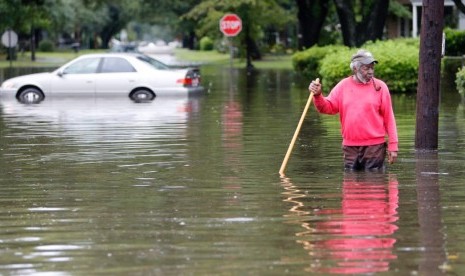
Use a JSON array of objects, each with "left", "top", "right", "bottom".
[
  {"left": 199, "top": 36, "right": 214, "bottom": 51},
  {"left": 292, "top": 39, "right": 419, "bottom": 93},
  {"left": 38, "top": 39, "right": 55, "bottom": 52},
  {"left": 291, "top": 45, "right": 348, "bottom": 79},
  {"left": 444, "top": 28, "right": 465, "bottom": 56}
]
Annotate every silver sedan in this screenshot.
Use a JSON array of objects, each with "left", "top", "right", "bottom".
[{"left": 0, "top": 53, "right": 203, "bottom": 103}]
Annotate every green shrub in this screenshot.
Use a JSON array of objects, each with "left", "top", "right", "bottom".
[
  {"left": 444, "top": 28, "right": 465, "bottom": 56},
  {"left": 456, "top": 66, "right": 465, "bottom": 94},
  {"left": 442, "top": 56, "right": 463, "bottom": 87},
  {"left": 291, "top": 45, "right": 348, "bottom": 79},
  {"left": 315, "top": 39, "right": 419, "bottom": 93},
  {"left": 363, "top": 40, "right": 419, "bottom": 92},
  {"left": 270, "top": 43, "right": 286, "bottom": 55},
  {"left": 392, "top": 37, "right": 420, "bottom": 48},
  {"left": 199, "top": 36, "right": 214, "bottom": 51},
  {"left": 38, "top": 39, "right": 55, "bottom": 52},
  {"left": 317, "top": 47, "right": 353, "bottom": 92}
]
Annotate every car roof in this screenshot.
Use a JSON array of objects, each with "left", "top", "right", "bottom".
[
  {"left": 57, "top": 52, "right": 179, "bottom": 72},
  {"left": 76, "top": 53, "right": 145, "bottom": 58}
]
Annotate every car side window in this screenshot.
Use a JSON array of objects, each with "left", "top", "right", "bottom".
[
  {"left": 63, "top": 58, "right": 100, "bottom": 74},
  {"left": 100, "top": 57, "right": 136, "bottom": 73}
]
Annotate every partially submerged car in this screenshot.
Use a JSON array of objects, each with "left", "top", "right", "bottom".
[{"left": 0, "top": 53, "right": 203, "bottom": 104}]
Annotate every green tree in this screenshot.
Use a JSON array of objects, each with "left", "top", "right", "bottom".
[
  {"left": 45, "top": 0, "right": 108, "bottom": 49},
  {"left": 0, "top": 0, "right": 49, "bottom": 34},
  {"left": 333, "top": 0, "right": 390, "bottom": 47},
  {"left": 0, "top": 0, "right": 50, "bottom": 60},
  {"left": 45, "top": 0, "right": 139, "bottom": 49},
  {"left": 138, "top": 0, "right": 202, "bottom": 49},
  {"left": 82, "top": 0, "right": 140, "bottom": 48},
  {"left": 184, "top": 0, "right": 293, "bottom": 69}
]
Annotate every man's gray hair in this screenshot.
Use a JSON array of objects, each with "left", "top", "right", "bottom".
[
  {"left": 350, "top": 60, "right": 362, "bottom": 71},
  {"left": 349, "top": 49, "right": 378, "bottom": 71}
]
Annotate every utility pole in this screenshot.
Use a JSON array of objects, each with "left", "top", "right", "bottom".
[{"left": 415, "top": 0, "right": 444, "bottom": 150}]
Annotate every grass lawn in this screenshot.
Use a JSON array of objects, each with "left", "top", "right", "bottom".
[
  {"left": 175, "top": 48, "right": 293, "bottom": 70},
  {"left": 0, "top": 49, "right": 106, "bottom": 68},
  {"left": 0, "top": 48, "right": 294, "bottom": 70}
]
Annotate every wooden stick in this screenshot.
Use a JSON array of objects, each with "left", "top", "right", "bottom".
[{"left": 279, "top": 78, "right": 319, "bottom": 176}]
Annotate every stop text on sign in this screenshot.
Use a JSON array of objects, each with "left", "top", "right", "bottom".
[
  {"left": 219, "top": 14, "right": 242, "bottom": 37},
  {"left": 221, "top": 20, "right": 241, "bottom": 31}
]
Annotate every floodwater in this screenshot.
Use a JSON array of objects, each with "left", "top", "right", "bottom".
[{"left": 1, "top": 63, "right": 465, "bottom": 275}]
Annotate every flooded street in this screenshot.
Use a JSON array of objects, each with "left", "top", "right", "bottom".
[{"left": 1, "top": 64, "right": 465, "bottom": 275}]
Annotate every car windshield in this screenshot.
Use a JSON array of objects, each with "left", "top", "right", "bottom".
[{"left": 136, "top": 55, "right": 170, "bottom": 70}]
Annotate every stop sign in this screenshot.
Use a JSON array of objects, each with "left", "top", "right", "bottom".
[
  {"left": 219, "top": 13, "right": 242, "bottom": 37},
  {"left": 1, "top": 30, "right": 18, "bottom": 48}
]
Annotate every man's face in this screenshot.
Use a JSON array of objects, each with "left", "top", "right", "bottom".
[{"left": 356, "top": 63, "right": 375, "bottom": 83}]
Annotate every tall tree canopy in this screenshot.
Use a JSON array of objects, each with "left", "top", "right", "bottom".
[
  {"left": 137, "top": 0, "right": 201, "bottom": 48},
  {"left": 1, "top": 0, "right": 464, "bottom": 61},
  {"left": 183, "top": 0, "right": 294, "bottom": 68}
]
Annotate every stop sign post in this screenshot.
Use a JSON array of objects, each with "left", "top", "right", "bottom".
[
  {"left": 1, "top": 29, "right": 18, "bottom": 67},
  {"left": 220, "top": 14, "right": 242, "bottom": 68}
]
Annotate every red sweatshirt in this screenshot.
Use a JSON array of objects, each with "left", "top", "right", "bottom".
[{"left": 313, "top": 76, "right": 398, "bottom": 152}]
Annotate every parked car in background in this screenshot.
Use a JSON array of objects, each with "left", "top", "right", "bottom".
[{"left": 0, "top": 53, "right": 203, "bottom": 104}]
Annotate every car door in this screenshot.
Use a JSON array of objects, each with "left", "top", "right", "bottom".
[
  {"left": 94, "top": 57, "right": 138, "bottom": 95},
  {"left": 50, "top": 57, "right": 100, "bottom": 95}
]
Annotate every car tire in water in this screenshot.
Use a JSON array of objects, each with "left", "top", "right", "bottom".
[
  {"left": 130, "top": 89, "right": 155, "bottom": 102},
  {"left": 17, "top": 88, "right": 45, "bottom": 104}
]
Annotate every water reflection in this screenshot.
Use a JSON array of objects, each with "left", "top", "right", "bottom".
[
  {"left": 415, "top": 151, "right": 447, "bottom": 275},
  {"left": 0, "top": 96, "right": 201, "bottom": 184},
  {"left": 282, "top": 172, "right": 399, "bottom": 274},
  {"left": 222, "top": 97, "right": 243, "bottom": 192},
  {"left": 1, "top": 65, "right": 465, "bottom": 274},
  {"left": 219, "top": 66, "right": 244, "bottom": 201},
  {"left": 0, "top": 96, "right": 196, "bottom": 146}
]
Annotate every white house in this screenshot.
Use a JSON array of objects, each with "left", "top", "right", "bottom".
[
  {"left": 410, "top": 0, "right": 465, "bottom": 37},
  {"left": 387, "top": 0, "right": 465, "bottom": 38}
]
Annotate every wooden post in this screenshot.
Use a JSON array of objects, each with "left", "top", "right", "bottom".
[
  {"left": 415, "top": 0, "right": 444, "bottom": 150},
  {"left": 279, "top": 78, "right": 319, "bottom": 176}
]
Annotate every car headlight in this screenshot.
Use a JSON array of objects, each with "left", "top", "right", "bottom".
[{"left": 1, "top": 81, "right": 17, "bottom": 89}]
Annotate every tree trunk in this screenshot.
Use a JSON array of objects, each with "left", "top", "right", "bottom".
[
  {"left": 182, "top": 31, "right": 196, "bottom": 50},
  {"left": 99, "top": 5, "right": 127, "bottom": 49},
  {"left": 242, "top": 19, "right": 261, "bottom": 70},
  {"left": 333, "top": 0, "right": 390, "bottom": 47},
  {"left": 296, "top": 0, "right": 329, "bottom": 49},
  {"left": 246, "top": 32, "right": 254, "bottom": 70},
  {"left": 415, "top": 0, "right": 444, "bottom": 150},
  {"left": 361, "top": 0, "right": 390, "bottom": 44},
  {"left": 333, "top": 0, "right": 357, "bottom": 46}
]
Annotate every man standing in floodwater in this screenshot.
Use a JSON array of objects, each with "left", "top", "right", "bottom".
[{"left": 308, "top": 49, "right": 398, "bottom": 171}]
